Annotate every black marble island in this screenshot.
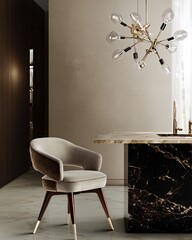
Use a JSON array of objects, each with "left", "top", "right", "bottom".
[{"left": 94, "top": 132, "right": 192, "bottom": 233}]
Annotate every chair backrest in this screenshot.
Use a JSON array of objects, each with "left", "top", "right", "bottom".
[{"left": 30, "top": 137, "right": 102, "bottom": 181}]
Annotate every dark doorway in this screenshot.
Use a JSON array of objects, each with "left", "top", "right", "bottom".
[{"left": 29, "top": 0, "right": 48, "bottom": 139}]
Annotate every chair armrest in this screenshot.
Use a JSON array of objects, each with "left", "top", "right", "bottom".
[
  {"left": 69, "top": 145, "right": 103, "bottom": 171},
  {"left": 30, "top": 146, "right": 64, "bottom": 181}
]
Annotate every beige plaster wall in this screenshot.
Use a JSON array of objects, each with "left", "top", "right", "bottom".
[{"left": 49, "top": 0, "right": 172, "bottom": 185}]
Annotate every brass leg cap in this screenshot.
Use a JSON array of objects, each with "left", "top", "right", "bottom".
[
  {"left": 33, "top": 220, "right": 40, "bottom": 234},
  {"left": 67, "top": 213, "right": 71, "bottom": 225},
  {"left": 73, "top": 224, "right": 77, "bottom": 240},
  {"left": 107, "top": 217, "right": 114, "bottom": 231}
]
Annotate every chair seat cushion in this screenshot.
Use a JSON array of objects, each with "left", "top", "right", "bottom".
[{"left": 42, "top": 170, "right": 107, "bottom": 193}]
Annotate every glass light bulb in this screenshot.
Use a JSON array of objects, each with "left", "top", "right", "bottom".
[
  {"left": 138, "top": 60, "right": 146, "bottom": 69},
  {"left": 130, "top": 12, "right": 142, "bottom": 24},
  {"left": 173, "top": 30, "right": 188, "bottom": 41},
  {"left": 111, "top": 13, "right": 123, "bottom": 24},
  {"left": 162, "top": 8, "right": 174, "bottom": 24},
  {"left": 166, "top": 42, "right": 177, "bottom": 53},
  {"left": 112, "top": 49, "right": 124, "bottom": 60},
  {"left": 106, "top": 31, "right": 120, "bottom": 44},
  {"left": 162, "top": 63, "right": 171, "bottom": 74}
]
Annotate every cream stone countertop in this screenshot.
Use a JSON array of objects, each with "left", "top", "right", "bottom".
[{"left": 94, "top": 132, "right": 192, "bottom": 144}]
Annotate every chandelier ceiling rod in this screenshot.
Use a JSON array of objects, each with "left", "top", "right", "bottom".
[
  {"left": 137, "top": 0, "right": 139, "bottom": 14},
  {"left": 145, "top": 0, "right": 148, "bottom": 24}
]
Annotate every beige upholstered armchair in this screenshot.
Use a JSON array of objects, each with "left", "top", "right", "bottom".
[{"left": 30, "top": 137, "right": 114, "bottom": 240}]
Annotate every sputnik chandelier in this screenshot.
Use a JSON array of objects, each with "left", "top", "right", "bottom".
[{"left": 106, "top": 0, "right": 187, "bottom": 73}]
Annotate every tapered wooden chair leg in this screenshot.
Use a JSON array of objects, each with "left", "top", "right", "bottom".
[
  {"left": 96, "top": 188, "right": 114, "bottom": 231},
  {"left": 67, "top": 193, "right": 77, "bottom": 240},
  {"left": 67, "top": 199, "right": 71, "bottom": 224},
  {"left": 33, "top": 191, "right": 53, "bottom": 234}
]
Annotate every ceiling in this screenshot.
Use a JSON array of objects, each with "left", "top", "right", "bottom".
[{"left": 33, "top": 0, "right": 48, "bottom": 11}]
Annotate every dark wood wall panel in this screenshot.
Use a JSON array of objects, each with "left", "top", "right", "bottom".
[
  {"left": 0, "top": 1, "right": 8, "bottom": 186},
  {"left": 0, "top": 0, "right": 29, "bottom": 187},
  {"left": 0, "top": 0, "right": 48, "bottom": 188}
]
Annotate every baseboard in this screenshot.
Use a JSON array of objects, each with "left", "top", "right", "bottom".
[{"left": 107, "top": 179, "right": 124, "bottom": 186}]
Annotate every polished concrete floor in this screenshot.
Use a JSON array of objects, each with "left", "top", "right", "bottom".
[{"left": 0, "top": 171, "right": 192, "bottom": 240}]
